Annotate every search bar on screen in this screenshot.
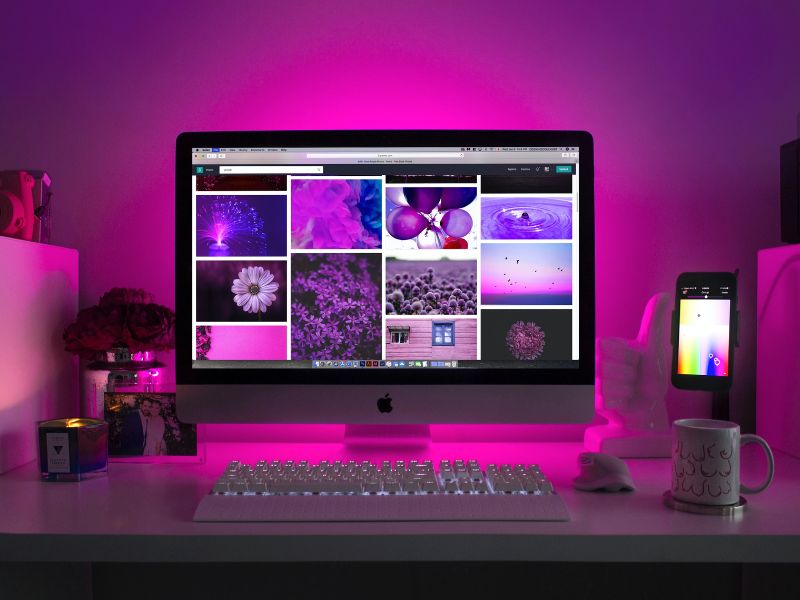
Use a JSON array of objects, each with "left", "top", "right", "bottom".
[{"left": 217, "top": 166, "right": 323, "bottom": 174}]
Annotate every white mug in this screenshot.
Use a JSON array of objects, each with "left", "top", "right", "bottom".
[{"left": 671, "top": 419, "right": 774, "bottom": 506}]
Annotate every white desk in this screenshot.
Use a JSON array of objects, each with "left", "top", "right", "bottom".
[{"left": 1, "top": 442, "right": 798, "bottom": 564}]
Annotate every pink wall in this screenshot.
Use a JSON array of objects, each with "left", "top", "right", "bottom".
[{"left": 2, "top": 1, "right": 800, "bottom": 432}]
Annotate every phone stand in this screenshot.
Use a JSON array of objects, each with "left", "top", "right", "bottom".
[{"left": 584, "top": 293, "right": 673, "bottom": 457}]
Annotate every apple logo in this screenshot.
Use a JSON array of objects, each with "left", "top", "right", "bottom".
[{"left": 377, "top": 393, "right": 393, "bottom": 413}]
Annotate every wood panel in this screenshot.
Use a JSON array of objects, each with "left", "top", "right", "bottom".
[{"left": 385, "top": 318, "right": 477, "bottom": 360}]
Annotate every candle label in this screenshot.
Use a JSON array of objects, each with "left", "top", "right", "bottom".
[{"left": 46, "top": 432, "right": 70, "bottom": 473}]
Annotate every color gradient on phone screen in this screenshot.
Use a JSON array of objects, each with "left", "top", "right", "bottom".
[{"left": 677, "top": 299, "right": 730, "bottom": 376}]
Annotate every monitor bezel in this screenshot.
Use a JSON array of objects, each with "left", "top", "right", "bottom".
[{"left": 176, "top": 130, "right": 594, "bottom": 386}]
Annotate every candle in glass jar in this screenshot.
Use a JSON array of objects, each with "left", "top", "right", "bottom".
[{"left": 38, "top": 418, "right": 108, "bottom": 481}]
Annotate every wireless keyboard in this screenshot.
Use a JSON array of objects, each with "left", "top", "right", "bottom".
[{"left": 193, "top": 459, "right": 570, "bottom": 522}]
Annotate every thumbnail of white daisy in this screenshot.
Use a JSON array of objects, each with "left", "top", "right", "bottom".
[{"left": 231, "top": 266, "right": 279, "bottom": 314}]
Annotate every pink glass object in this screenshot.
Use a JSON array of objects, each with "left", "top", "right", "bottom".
[
  {"left": 131, "top": 350, "right": 155, "bottom": 362},
  {"left": 144, "top": 368, "right": 160, "bottom": 392}
]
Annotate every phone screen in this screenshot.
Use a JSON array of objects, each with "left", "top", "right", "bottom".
[{"left": 676, "top": 282, "right": 733, "bottom": 377}]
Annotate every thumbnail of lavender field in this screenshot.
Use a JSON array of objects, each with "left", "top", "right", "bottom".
[{"left": 385, "top": 255, "right": 477, "bottom": 315}]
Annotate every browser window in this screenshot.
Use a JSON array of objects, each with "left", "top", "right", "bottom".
[{"left": 190, "top": 147, "right": 580, "bottom": 369}]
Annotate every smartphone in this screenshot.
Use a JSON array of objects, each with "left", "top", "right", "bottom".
[{"left": 671, "top": 272, "right": 737, "bottom": 391}]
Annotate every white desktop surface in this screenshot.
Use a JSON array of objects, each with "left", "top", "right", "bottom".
[{"left": 1, "top": 442, "right": 798, "bottom": 563}]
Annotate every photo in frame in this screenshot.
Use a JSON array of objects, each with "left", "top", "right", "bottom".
[{"left": 103, "top": 392, "right": 200, "bottom": 462}]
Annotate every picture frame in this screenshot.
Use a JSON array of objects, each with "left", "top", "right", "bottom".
[{"left": 103, "top": 392, "right": 202, "bottom": 462}]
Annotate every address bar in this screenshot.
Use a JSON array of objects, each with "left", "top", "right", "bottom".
[
  {"left": 218, "top": 166, "right": 323, "bottom": 174},
  {"left": 305, "top": 152, "right": 464, "bottom": 159}
]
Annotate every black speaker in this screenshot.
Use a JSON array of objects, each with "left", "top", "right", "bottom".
[{"left": 781, "top": 139, "right": 800, "bottom": 243}]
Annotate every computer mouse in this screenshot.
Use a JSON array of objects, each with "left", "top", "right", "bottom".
[{"left": 573, "top": 452, "right": 635, "bottom": 492}]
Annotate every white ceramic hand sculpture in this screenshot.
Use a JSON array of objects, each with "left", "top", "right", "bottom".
[{"left": 584, "top": 292, "right": 673, "bottom": 457}]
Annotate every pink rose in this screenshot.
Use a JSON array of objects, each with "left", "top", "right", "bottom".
[
  {"left": 123, "top": 304, "right": 176, "bottom": 351},
  {"left": 63, "top": 306, "right": 126, "bottom": 359}
]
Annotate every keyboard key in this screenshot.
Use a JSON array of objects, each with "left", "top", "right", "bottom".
[
  {"left": 383, "top": 481, "right": 402, "bottom": 494},
  {"left": 403, "top": 481, "right": 422, "bottom": 494},
  {"left": 229, "top": 481, "right": 249, "bottom": 493},
  {"left": 472, "top": 481, "right": 489, "bottom": 494},
  {"left": 522, "top": 479, "right": 540, "bottom": 493},
  {"left": 421, "top": 480, "right": 440, "bottom": 493},
  {"left": 364, "top": 480, "right": 382, "bottom": 494}
]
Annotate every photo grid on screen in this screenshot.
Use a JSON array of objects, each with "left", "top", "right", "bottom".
[{"left": 191, "top": 152, "right": 579, "bottom": 366}]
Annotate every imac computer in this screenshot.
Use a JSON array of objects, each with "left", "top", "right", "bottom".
[{"left": 176, "top": 131, "right": 594, "bottom": 432}]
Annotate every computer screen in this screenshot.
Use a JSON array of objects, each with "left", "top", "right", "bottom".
[
  {"left": 176, "top": 131, "right": 594, "bottom": 424},
  {"left": 189, "top": 144, "right": 581, "bottom": 368}
]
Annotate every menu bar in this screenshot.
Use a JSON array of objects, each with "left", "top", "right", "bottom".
[{"left": 192, "top": 149, "right": 579, "bottom": 165}]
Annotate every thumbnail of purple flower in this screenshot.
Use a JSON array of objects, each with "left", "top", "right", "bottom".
[
  {"left": 291, "top": 254, "right": 381, "bottom": 360},
  {"left": 231, "top": 266, "right": 279, "bottom": 314},
  {"left": 505, "top": 321, "right": 546, "bottom": 360}
]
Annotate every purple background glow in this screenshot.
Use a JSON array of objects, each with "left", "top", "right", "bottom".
[{"left": 2, "top": 1, "right": 800, "bottom": 434}]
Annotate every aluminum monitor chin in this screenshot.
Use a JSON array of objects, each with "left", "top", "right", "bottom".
[{"left": 176, "top": 131, "right": 594, "bottom": 424}]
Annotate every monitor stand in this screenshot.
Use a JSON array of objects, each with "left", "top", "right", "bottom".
[{"left": 343, "top": 424, "right": 431, "bottom": 448}]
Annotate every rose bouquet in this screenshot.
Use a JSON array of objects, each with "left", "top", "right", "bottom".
[{"left": 63, "top": 288, "right": 176, "bottom": 360}]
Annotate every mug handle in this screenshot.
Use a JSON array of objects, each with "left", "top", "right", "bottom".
[{"left": 740, "top": 434, "right": 775, "bottom": 494}]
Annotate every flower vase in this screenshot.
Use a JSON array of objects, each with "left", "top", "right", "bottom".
[
  {"left": 80, "top": 347, "right": 164, "bottom": 418},
  {"left": 80, "top": 366, "right": 110, "bottom": 419}
]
